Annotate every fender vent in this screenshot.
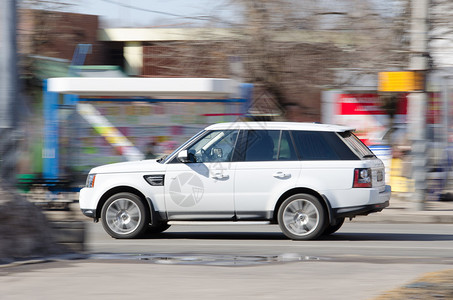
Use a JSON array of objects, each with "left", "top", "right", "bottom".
[{"left": 144, "top": 175, "right": 165, "bottom": 186}]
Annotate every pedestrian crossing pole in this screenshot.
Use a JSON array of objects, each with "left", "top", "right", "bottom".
[{"left": 0, "top": 0, "right": 19, "bottom": 186}]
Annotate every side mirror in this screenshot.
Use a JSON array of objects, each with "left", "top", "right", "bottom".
[{"left": 177, "top": 150, "right": 190, "bottom": 163}]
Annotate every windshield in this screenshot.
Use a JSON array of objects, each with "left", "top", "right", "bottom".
[
  {"left": 160, "top": 130, "right": 206, "bottom": 164},
  {"left": 186, "top": 130, "right": 238, "bottom": 163},
  {"left": 339, "top": 131, "right": 375, "bottom": 158}
]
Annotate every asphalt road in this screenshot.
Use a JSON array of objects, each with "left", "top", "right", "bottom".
[
  {"left": 2, "top": 221, "right": 453, "bottom": 300},
  {"left": 86, "top": 221, "right": 453, "bottom": 264}
]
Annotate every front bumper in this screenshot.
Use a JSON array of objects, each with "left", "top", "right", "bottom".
[
  {"left": 79, "top": 187, "right": 98, "bottom": 219},
  {"left": 81, "top": 209, "right": 96, "bottom": 218}
]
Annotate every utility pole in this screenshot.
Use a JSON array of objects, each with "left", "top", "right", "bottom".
[
  {"left": 408, "top": 0, "right": 430, "bottom": 210},
  {"left": 0, "top": 0, "right": 19, "bottom": 186}
]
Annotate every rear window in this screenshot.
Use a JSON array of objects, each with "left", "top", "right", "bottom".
[
  {"left": 292, "top": 131, "right": 359, "bottom": 160},
  {"left": 244, "top": 130, "right": 279, "bottom": 161},
  {"left": 339, "top": 131, "right": 375, "bottom": 158},
  {"left": 242, "top": 130, "right": 298, "bottom": 161}
]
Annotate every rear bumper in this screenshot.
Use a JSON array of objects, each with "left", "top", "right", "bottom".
[
  {"left": 333, "top": 200, "right": 389, "bottom": 218},
  {"left": 332, "top": 185, "right": 391, "bottom": 219}
]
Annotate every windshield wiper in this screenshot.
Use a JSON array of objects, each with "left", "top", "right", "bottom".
[
  {"left": 157, "top": 155, "right": 167, "bottom": 163},
  {"left": 363, "top": 154, "right": 376, "bottom": 158}
]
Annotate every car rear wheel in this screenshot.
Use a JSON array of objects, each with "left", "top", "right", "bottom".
[
  {"left": 278, "top": 193, "right": 326, "bottom": 240},
  {"left": 148, "top": 223, "right": 170, "bottom": 234},
  {"left": 323, "top": 217, "right": 345, "bottom": 236},
  {"left": 101, "top": 192, "right": 149, "bottom": 239}
]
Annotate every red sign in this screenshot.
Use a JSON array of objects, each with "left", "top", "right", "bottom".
[
  {"left": 338, "top": 94, "right": 386, "bottom": 115},
  {"left": 427, "top": 92, "right": 442, "bottom": 124},
  {"left": 338, "top": 93, "right": 408, "bottom": 116}
]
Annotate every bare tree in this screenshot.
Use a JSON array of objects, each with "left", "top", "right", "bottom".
[
  {"left": 429, "top": 0, "right": 453, "bottom": 68},
  {"left": 141, "top": 0, "right": 409, "bottom": 120},
  {"left": 224, "top": 0, "right": 409, "bottom": 119}
]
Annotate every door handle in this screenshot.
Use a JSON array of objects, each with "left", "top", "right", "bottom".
[
  {"left": 273, "top": 172, "right": 290, "bottom": 179},
  {"left": 212, "top": 173, "right": 229, "bottom": 180}
]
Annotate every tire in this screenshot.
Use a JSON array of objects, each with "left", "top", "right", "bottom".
[
  {"left": 101, "top": 192, "right": 149, "bottom": 239},
  {"left": 148, "top": 223, "right": 171, "bottom": 234},
  {"left": 277, "top": 193, "right": 327, "bottom": 240},
  {"left": 323, "top": 217, "right": 345, "bottom": 236}
]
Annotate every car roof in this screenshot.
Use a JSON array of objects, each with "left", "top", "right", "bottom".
[{"left": 205, "top": 122, "right": 355, "bottom": 132}]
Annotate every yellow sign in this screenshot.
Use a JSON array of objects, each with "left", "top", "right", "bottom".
[
  {"left": 378, "top": 71, "right": 424, "bottom": 92},
  {"left": 390, "top": 158, "right": 414, "bottom": 193}
]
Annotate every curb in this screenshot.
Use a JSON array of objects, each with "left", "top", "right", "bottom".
[{"left": 352, "top": 212, "right": 453, "bottom": 224}]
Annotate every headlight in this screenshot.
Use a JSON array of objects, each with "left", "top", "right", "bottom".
[{"left": 86, "top": 174, "right": 96, "bottom": 188}]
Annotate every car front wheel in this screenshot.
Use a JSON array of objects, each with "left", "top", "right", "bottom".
[
  {"left": 101, "top": 192, "right": 149, "bottom": 239},
  {"left": 278, "top": 193, "right": 326, "bottom": 240}
]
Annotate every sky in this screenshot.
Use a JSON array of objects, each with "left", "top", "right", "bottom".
[
  {"left": 63, "top": 0, "right": 237, "bottom": 27},
  {"left": 37, "top": 0, "right": 400, "bottom": 29}
]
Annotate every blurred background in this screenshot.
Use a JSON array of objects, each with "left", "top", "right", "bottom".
[{"left": 0, "top": 0, "right": 450, "bottom": 208}]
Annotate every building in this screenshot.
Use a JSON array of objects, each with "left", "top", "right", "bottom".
[{"left": 18, "top": 9, "right": 104, "bottom": 82}]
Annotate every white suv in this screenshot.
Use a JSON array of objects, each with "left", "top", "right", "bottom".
[{"left": 79, "top": 122, "right": 391, "bottom": 240}]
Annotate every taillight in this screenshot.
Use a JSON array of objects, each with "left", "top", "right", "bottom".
[{"left": 353, "top": 168, "right": 372, "bottom": 188}]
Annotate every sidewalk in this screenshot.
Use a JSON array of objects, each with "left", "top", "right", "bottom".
[
  {"left": 353, "top": 193, "right": 453, "bottom": 224},
  {"left": 0, "top": 258, "right": 448, "bottom": 300}
]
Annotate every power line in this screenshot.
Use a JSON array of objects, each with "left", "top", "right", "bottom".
[{"left": 98, "top": 0, "right": 210, "bottom": 21}]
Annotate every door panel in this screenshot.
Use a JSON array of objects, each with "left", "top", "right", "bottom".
[
  {"left": 164, "top": 162, "right": 235, "bottom": 220},
  {"left": 234, "top": 130, "right": 300, "bottom": 219},
  {"left": 234, "top": 161, "right": 300, "bottom": 219},
  {"left": 164, "top": 130, "right": 238, "bottom": 220}
]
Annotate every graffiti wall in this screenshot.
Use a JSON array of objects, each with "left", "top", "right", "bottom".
[{"left": 59, "top": 100, "right": 243, "bottom": 176}]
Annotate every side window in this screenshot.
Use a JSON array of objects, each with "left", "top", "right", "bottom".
[
  {"left": 278, "top": 131, "right": 298, "bottom": 160},
  {"left": 185, "top": 130, "right": 238, "bottom": 163},
  {"left": 292, "top": 131, "right": 343, "bottom": 160},
  {"left": 244, "top": 130, "right": 279, "bottom": 161}
]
